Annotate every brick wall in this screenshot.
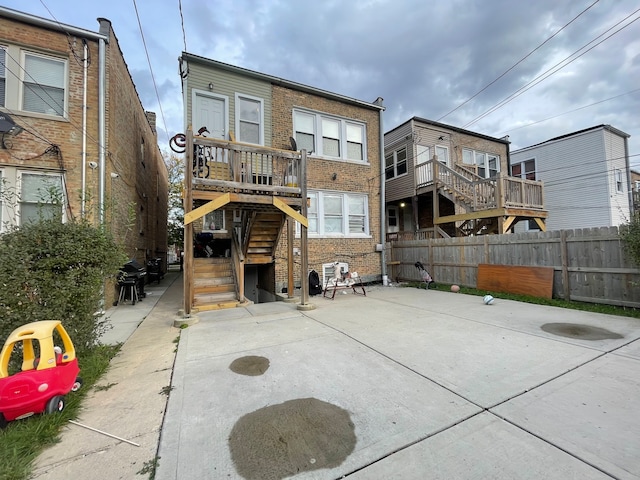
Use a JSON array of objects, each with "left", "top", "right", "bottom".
[{"left": 271, "top": 85, "right": 383, "bottom": 291}]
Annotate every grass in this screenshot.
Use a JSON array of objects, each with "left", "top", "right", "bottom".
[
  {"left": 406, "top": 281, "right": 640, "bottom": 319},
  {"left": 0, "top": 344, "right": 120, "bottom": 480}
]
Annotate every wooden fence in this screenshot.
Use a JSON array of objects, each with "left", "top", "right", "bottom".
[{"left": 387, "top": 226, "right": 640, "bottom": 308}]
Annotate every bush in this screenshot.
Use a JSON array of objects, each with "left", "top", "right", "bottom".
[
  {"left": 620, "top": 215, "right": 640, "bottom": 266},
  {"left": 0, "top": 218, "right": 126, "bottom": 351}
]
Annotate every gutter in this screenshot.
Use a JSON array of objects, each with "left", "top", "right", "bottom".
[{"left": 374, "top": 97, "right": 387, "bottom": 282}]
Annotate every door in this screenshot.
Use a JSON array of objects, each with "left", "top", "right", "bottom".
[
  {"left": 387, "top": 206, "right": 399, "bottom": 233},
  {"left": 193, "top": 91, "right": 226, "bottom": 139}
]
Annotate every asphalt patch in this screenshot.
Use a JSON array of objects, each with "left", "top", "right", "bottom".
[
  {"left": 229, "top": 397, "right": 356, "bottom": 479},
  {"left": 541, "top": 323, "right": 623, "bottom": 340},
  {"left": 229, "top": 356, "right": 270, "bottom": 376}
]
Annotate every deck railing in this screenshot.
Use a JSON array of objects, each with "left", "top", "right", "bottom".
[
  {"left": 190, "top": 134, "right": 303, "bottom": 197},
  {"left": 414, "top": 160, "right": 544, "bottom": 211}
]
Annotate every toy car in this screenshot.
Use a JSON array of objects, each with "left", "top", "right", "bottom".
[{"left": 0, "top": 320, "right": 82, "bottom": 428}]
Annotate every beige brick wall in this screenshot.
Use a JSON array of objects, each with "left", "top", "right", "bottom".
[
  {"left": 271, "top": 85, "right": 383, "bottom": 291},
  {"left": 0, "top": 17, "right": 168, "bottom": 309}
]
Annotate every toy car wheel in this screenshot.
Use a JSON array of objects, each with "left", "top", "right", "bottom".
[
  {"left": 71, "top": 377, "right": 83, "bottom": 392},
  {"left": 0, "top": 413, "right": 7, "bottom": 429},
  {"left": 45, "top": 395, "right": 66, "bottom": 414}
]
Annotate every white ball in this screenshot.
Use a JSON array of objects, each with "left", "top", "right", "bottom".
[{"left": 483, "top": 295, "right": 494, "bottom": 305}]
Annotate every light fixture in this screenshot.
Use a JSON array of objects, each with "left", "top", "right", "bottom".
[
  {"left": 0, "top": 112, "right": 23, "bottom": 148},
  {"left": 438, "top": 135, "right": 445, "bottom": 141},
  {"left": 400, "top": 202, "right": 406, "bottom": 208},
  {"left": 110, "top": 172, "right": 120, "bottom": 178},
  {"left": 208, "top": 82, "right": 214, "bottom": 91},
  {"left": 331, "top": 173, "right": 337, "bottom": 181}
]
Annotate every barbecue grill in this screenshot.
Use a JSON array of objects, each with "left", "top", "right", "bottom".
[{"left": 115, "top": 259, "right": 147, "bottom": 305}]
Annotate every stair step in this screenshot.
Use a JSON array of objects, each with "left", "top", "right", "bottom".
[
  {"left": 194, "top": 292, "right": 237, "bottom": 305},
  {"left": 194, "top": 283, "right": 235, "bottom": 294},
  {"left": 246, "top": 255, "right": 273, "bottom": 264}
]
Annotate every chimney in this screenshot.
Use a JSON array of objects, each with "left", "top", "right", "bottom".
[{"left": 145, "top": 111, "right": 157, "bottom": 136}]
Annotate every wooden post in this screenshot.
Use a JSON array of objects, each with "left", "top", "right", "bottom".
[
  {"left": 432, "top": 156, "right": 440, "bottom": 237},
  {"left": 287, "top": 217, "right": 294, "bottom": 299},
  {"left": 560, "top": 229, "right": 571, "bottom": 301},
  {"left": 184, "top": 131, "right": 194, "bottom": 315},
  {"left": 300, "top": 150, "right": 309, "bottom": 306}
]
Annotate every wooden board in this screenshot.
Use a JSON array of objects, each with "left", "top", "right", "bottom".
[{"left": 477, "top": 264, "right": 554, "bottom": 299}]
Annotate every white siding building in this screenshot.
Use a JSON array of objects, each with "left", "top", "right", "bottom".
[{"left": 511, "top": 125, "right": 631, "bottom": 232}]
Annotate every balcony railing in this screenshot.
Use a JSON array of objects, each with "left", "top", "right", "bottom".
[
  {"left": 189, "top": 134, "right": 303, "bottom": 197},
  {"left": 414, "top": 159, "right": 544, "bottom": 211}
]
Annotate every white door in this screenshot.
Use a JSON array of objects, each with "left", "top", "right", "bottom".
[
  {"left": 193, "top": 92, "right": 226, "bottom": 139},
  {"left": 387, "top": 206, "right": 399, "bottom": 233}
]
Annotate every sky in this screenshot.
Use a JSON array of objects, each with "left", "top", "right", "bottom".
[{"left": 3, "top": 0, "right": 640, "bottom": 167}]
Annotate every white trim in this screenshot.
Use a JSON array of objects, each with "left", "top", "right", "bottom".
[
  {"left": 234, "top": 92, "right": 264, "bottom": 145},
  {"left": 296, "top": 190, "right": 371, "bottom": 238},
  {"left": 191, "top": 89, "right": 229, "bottom": 138},
  {"left": 16, "top": 169, "right": 67, "bottom": 225},
  {"left": 18, "top": 48, "right": 68, "bottom": 118},
  {"left": 293, "top": 107, "right": 368, "bottom": 163}
]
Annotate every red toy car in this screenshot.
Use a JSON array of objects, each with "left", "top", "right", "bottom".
[{"left": 0, "top": 320, "right": 82, "bottom": 428}]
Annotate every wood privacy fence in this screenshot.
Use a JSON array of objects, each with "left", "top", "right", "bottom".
[{"left": 386, "top": 226, "right": 640, "bottom": 308}]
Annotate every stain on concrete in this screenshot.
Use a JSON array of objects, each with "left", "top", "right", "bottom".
[
  {"left": 541, "top": 323, "right": 623, "bottom": 340},
  {"left": 229, "top": 397, "right": 356, "bottom": 479},
  {"left": 229, "top": 356, "right": 270, "bottom": 376}
]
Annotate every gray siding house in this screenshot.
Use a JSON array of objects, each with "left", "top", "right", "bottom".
[{"left": 511, "top": 125, "right": 631, "bottom": 232}]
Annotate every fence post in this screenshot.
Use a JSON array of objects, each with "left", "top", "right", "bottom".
[{"left": 560, "top": 230, "right": 571, "bottom": 301}]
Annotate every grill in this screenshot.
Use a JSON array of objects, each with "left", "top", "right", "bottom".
[{"left": 116, "top": 260, "right": 147, "bottom": 305}]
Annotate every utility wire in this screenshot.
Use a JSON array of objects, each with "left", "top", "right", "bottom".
[
  {"left": 132, "top": 0, "right": 171, "bottom": 146},
  {"left": 437, "top": 0, "right": 600, "bottom": 123},
  {"left": 464, "top": 8, "right": 640, "bottom": 128},
  {"left": 179, "top": 0, "right": 188, "bottom": 52}
]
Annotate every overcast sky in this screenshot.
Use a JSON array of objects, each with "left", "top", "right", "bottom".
[{"left": 4, "top": 0, "right": 639, "bottom": 167}]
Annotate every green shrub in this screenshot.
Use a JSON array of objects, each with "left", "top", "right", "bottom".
[
  {"left": 0, "top": 218, "right": 126, "bottom": 351},
  {"left": 620, "top": 216, "right": 640, "bottom": 267}
]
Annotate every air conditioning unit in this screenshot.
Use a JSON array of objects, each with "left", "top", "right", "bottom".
[{"left": 322, "top": 262, "right": 349, "bottom": 287}]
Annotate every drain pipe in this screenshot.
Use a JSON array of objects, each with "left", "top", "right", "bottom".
[
  {"left": 80, "top": 40, "right": 88, "bottom": 218},
  {"left": 97, "top": 23, "right": 108, "bottom": 225},
  {"left": 374, "top": 97, "right": 386, "bottom": 283}
]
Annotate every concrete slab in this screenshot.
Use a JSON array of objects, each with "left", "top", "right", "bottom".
[
  {"left": 347, "top": 412, "right": 612, "bottom": 479},
  {"left": 303, "top": 293, "right": 602, "bottom": 407},
  {"left": 156, "top": 324, "right": 481, "bottom": 479},
  {"left": 614, "top": 337, "right": 640, "bottom": 360},
  {"left": 492, "top": 354, "right": 640, "bottom": 480}
]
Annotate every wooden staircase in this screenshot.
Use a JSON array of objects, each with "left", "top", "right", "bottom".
[
  {"left": 193, "top": 257, "right": 240, "bottom": 312},
  {"left": 244, "top": 211, "right": 285, "bottom": 264}
]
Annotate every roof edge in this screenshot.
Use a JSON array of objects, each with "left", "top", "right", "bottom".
[
  {"left": 182, "top": 52, "right": 384, "bottom": 111},
  {"left": 512, "top": 124, "right": 630, "bottom": 153}
]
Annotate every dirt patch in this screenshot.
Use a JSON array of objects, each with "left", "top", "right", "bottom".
[
  {"left": 541, "top": 323, "right": 623, "bottom": 340},
  {"left": 229, "top": 397, "right": 356, "bottom": 479},
  {"left": 229, "top": 356, "right": 270, "bottom": 376}
]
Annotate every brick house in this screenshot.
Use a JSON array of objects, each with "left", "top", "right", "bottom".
[
  {"left": 178, "top": 53, "right": 384, "bottom": 312},
  {"left": 0, "top": 7, "right": 168, "bottom": 307}
]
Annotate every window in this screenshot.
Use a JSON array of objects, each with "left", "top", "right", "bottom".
[
  {"left": 203, "top": 209, "right": 225, "bottom": 232},
  {"left": 23, "top": 52, "right": 66, "bottom": 116},
  {"left": 511, "top": 159, "right": 536, "bottom": 180},
  {"left": 236, "top": 94, "right": 263, "bottom": 145},
  {"left": 19, "top": 172, "right": 64, "bottom": 225},
  {"left": 297, "top": 191, "right": 369, "bottom": 237},
  {"left": 293, "top": 109, "right": 367, "bottom": 162},
  {"left": 463, "top": 148, "right": 501, "bottom": 178},
  {"left": 616, "top": 169, "right": 624, "bottom": 193},
  {"left": 0, "top": 47, "right": 6, "bottom": 108},
  {"left": 385, "top": 147, "right": 407, "bottom": 180},
  {"left": 435, "top": 146, "right": 449, "bottom": 165}
]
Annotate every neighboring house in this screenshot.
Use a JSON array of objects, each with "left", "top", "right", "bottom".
[
  {"left": 384, "top": 117, "right": 546, "bottom": 239},
  {"left": 0, "top": 7, "right": 168, "bottom": 307},
  {"left": 511, "top": 125, "right": 631, "bottom": 232},
  {"left": 178, "top": 53, "right": 384, "bottom": 313}
]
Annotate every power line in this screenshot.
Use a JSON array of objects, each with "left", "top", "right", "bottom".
[
  {"left": 178, "top": 0, "right": 188, "bottom": 52},
  {"left": 501, "top": 88, "right": 640, "bottom": 135},
  {"left": 437, "top": 0, "right": 601, "bottom": 123},
  {"left": 464, "top": 8, "right": 640, "bottom": 128},
  {"left": 132, "top": 0, "right": 171, "bottom": 146}
]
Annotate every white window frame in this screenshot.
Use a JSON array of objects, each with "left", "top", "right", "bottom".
[
  {"left": 296, "top": 190, "right": 370, "bottom": 238},
  {"left": 511, "top": 158, "right": 536, "bottom": 180},
  {"left": 385, "top": 146, "right": 408, "bottom": 180},
  {"left": 235, "top": 93, "right": 264, "bottom": 145},
  {"left": 615, "top": 169, "right": 624, "bottom": 193},
  {"left": 0, "top": 46, "right": 6, "bottom": 108},
  {"left": 17, "top": 170, "right": 66, "bottom": 225},
  {"left": 435, "top": 145, "right": 449, "bottom": 167},
  {"left": 463, "top": 148, "right": 501, "bottom": 178},
  {"left": 202, "top": 209, "right": 226, "bottom": 233},
  {"left": 293, "top": 108, "right": 367, "bottom": 163},
  {"left": 20, "top": 50, "right": 68, "bottom": 118}
]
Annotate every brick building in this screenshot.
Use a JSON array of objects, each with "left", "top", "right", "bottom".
[
  {"left": 178, "top": 53, "right": 385, "bottom": 310},
  {"left": 0, "top": 7, "right": 168, "bottom": 307}
]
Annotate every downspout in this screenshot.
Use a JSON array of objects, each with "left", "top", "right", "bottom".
[
  {"left": 374, "top": 97, "right": 386, "bottom": 281},
  {"left": 98, "top": 36, "right": 106, "bottom": 225},
  {"left": 80, "top": 40, "right": 88, "bottom": 218}
]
